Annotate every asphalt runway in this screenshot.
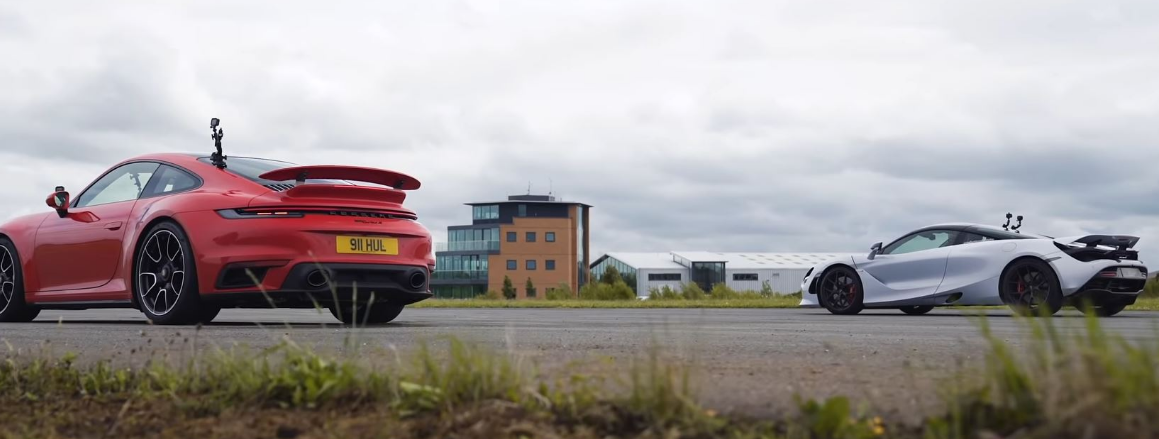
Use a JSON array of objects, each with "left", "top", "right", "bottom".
[{"left": 3, "top": 307, "right": 1158, "bottom": 421}]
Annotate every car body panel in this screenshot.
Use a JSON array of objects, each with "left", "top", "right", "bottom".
[
  {"left": 0, "top": 152, "right": 434, "bottom": 310},
  {"left": 800, "top": 223, "right": 1148, "bottom": 309}
]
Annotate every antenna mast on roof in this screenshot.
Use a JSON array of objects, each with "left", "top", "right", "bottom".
[
  {"left": 549, "top": 178, "right": 553, "bottom": 197},
  {"left": 527, "top": 182, "right": 532, "bottom": 195}
]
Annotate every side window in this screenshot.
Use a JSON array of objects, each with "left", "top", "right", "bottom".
[
  {"left": 75, "top": 162, "right": 161, "bottom": 208},
  {"left": 961, "top": 233, "right": 995, "bottom": 244},
  {"left": 144, "top": 165, "right": 200, "bottom": 197},
  {"left": 883, "top": 230, "right": 959, "bottom": 255}
]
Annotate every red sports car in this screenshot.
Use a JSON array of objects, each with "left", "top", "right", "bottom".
[{"left": 0, "top": 142, "right": 434, "bottom": 325}]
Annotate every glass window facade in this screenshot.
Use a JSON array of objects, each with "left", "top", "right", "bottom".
[
  {"left": 546, "top": 260, "right": 555, "bottom": 270},
  {"left": 692, "top": 262, "right": 726, "bottom": 291},
  {"left": 432, "top": 254, "right": 489, "bottom": 280},
  {"left": 507, "top": 260, "right": 517, "bottom": 270},
  {"left": 649, "top": 273, "right": 681, "bottom": 281},
  {"left": 546, "top": 232, "right": 556, "bottom": 242},
  {"left": 432, "top": 284, "right": 488, "bottom": 299},
  {"left": 472, "top": 205, "right": 499, "bottom": 220},
  {"left": 576, "top": 207, "right": 586, "bottom": 286},
  {"left": 507, "top": 231, "right": 517, "bottom": 242},
  {"left": 526, "top": 260, "right": 537, "bottom": 270},
  {"left": 526, "top": 232, "right": 536, "bottom": 242},
  {"left": 518, "top": 204, "right": 527, "bottom": 217},
  {"left": 590, "top": 256, "right": 639, "bottom": 293},
  {"left": 733, "top": 273, "right": 759, "bottom": 281},
  {"left": 446, "top": 227, "right": 499, "bottom": 251}
]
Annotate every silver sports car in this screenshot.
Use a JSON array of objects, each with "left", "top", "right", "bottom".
[{"left": 800, "top": 219, "right": 1148, "bottom": 316}]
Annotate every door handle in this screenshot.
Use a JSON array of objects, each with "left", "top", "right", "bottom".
[{"left": 104, "top": 221, "right": 123, "bottom": 230}]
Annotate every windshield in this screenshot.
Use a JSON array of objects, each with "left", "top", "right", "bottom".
[{"left": 198, "top": 157, "right": 348, "bottom": 186}]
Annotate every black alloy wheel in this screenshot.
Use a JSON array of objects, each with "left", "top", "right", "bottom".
[
  {"left": 818, "top": 266, "right": 864, "bottom": 315},
  {"left": 1000, "top": 259, "right": 1063, "bottom": 317},
  {"left": 899, "top": 305, "right": 934, "bottom": 315},
  {"left": 135, "top": 222, "right": 217, "bottom": 325},
  {"left": 0, "top": 239, "right": 40, "bottom": 322}
]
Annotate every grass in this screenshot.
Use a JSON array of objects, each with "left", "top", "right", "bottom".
[{"left": 4, "top": 312, "right": 1159, "bottom": 438}]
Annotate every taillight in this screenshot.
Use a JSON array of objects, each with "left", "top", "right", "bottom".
[
  {"left": 1098, "top": 269, "right": 1119, "bottom": 278},
  {"left": 217, "top": 208, "right": 305, "bottom": 219}
]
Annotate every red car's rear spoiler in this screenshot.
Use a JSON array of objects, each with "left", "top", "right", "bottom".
[{"left": 258, "top": 165, "right": 421, "bottom": 190}]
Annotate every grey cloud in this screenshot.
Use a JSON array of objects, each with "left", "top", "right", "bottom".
[{"left": 2, "top": 0, "right": 1158, "bottom": 265}]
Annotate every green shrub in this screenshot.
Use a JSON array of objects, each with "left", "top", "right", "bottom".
[
  {"left": 648, "top": 285, "right": 683, "bottom": 301},
  {"left": 475, "top": 290, "right": 503, "bottom": 300},
  {"left": 525, "top": 278, "right": 537, "bottom": 298},
  {"left": 680, "top": 282, "right": 707, "bottom": 300},
  {"left": 579, "top": 280, "right": 636, "bottom": 301},
  {"left": 502, "top": 275, "right": 516, "bottom": 300},
  {"left": 545, "top": 283, "right": 574, "bottom": 301},
  {"left": 600, "top": 266, "right": 624, "bottom": 285}
]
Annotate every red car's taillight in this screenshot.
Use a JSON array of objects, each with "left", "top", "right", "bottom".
[{"left": 217, "top": 208, "right": 305, "bottom": 219}]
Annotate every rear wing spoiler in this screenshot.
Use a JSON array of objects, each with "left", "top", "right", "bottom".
[
  {"left": 258, "top": 165, "right": 421, "bottom": 190},
  {"left": 1054, "top": 235, "right": 1141, "bottom": 262},
  {"left": 1069, "top": 235, "right": 1140, "bottom": 250}
]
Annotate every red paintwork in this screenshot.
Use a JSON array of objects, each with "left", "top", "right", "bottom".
[
  {"left": 0, "top": 153, "right": 434, "bottom": 305},
  {"left": 259, "top": 165, "right": 421, "bottom": 190}
]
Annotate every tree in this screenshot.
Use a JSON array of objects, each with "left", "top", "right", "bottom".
[
  {"left": 502, "top": 275, "right": 516, "bottom": 300},
  {"left": 600, "top": 265, "right": 623, "bottom": 285},
  {"left": 525, "top": 278, "right": 537, "bottom": 298}
]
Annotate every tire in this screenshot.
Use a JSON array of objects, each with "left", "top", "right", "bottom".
[
  {"left": 329, "top": 302, "right": 405, "bottom": 326},
  {"left": 899, "top": 305, "right": 934, "bottom": 315},
  {"left": 1076, "top": 302, "right": 1127, "bottom": 317},
  {"left": 1000, "top": 258, "right": 1063, "bottom": 317},
  {"left": 0, "top": 238, "right": 40, "bottom": 322},
  {"left": 817, "top": 266, "right": 864, "bottom": 315},
  {"left": 196, "top": 306, "right": 222, "bottom": 324},
  {"left": 133, "top": 221, "right": 209, "bottom": 325}
]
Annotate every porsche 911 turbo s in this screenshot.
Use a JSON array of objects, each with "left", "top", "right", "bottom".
[
  {"left": 0, "top": 119, "right": 434, "bottom": 325},
  {"left": 800, "top": 218, "right": 1148, "bottom": 317}
]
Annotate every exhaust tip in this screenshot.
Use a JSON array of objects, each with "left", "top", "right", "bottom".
[
  {"left": 306, "top": 270, "right": 329, "bottom": 288},
  {"left": 409, "top": 271, "right": 427, "bottom": 290}
]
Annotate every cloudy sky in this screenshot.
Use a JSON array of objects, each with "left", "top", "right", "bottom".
[{"left": 2, "top": 0, "right": 1158, "bottom": 262}]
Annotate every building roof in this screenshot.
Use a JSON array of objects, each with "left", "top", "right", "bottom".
[
  {"left": 596, "top": 251, "right": 860, "bottom": 270},
  {"left": 673, "top": 252, "right": 859, "bottom": 269},
  {"left": 600, "top": 252, "right": 686, "bottom": 269},
  {"left": 465, "top": 194, "right": 592, "bottom": 208}
]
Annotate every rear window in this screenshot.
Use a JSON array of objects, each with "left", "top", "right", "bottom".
[{"left": 198, "top": 157, "right": 347, "bottom": 188}]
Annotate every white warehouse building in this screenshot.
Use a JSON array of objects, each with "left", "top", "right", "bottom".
[{"left": 589, "top": 251, "right": 859, "bottom": 297}]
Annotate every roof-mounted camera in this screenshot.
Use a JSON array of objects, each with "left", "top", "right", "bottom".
[
  {"left": 1002, "top": 213, "right": 1024, "bottom": 233},
  {"left": 209, "top": 117, "right": 226, "bottom": 169}
]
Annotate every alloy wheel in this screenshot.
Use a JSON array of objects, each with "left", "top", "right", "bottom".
[
  {"left": 821, "top": 270, "right": 858, "bottom": 311},
  {"left": 1004, "top": 264, "right": 1051, "bottom": 310},
  {"left": 0, "top": 246, "right": 15, "bottom": 313},
  {"left": 137, "top": 230, "right": 186, "bottom": 316}
]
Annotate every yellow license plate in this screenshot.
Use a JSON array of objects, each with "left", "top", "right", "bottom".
[{"left": 336, "top": 236, "right": 398, "bottom": 255}]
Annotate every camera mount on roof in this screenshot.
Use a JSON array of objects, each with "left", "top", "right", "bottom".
[
  {"left": 1002, "top": 213, "right": 1024, "bottom": 233},
  {"left": 209, "top": 117, "right": 226, "bottom": 169}
]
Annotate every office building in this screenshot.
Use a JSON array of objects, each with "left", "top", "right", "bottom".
[{"left": 431, "top": 194, "right": 592, "bottom": 299}]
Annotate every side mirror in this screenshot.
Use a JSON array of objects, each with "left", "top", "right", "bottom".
[
  {"left": 45, "top": 186, "right": 69, "bottom": 218},
  {"left": 868, "top": 242, "right": 883, "bottom": 260}
]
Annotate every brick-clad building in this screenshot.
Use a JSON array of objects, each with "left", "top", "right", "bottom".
[{"left": 430, "top": 195, "right": 591, "bottom": 299}]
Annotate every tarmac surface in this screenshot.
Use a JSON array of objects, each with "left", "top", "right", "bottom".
[{"left": 3, "top": 307, "right": 1157, "bottom": 421}]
